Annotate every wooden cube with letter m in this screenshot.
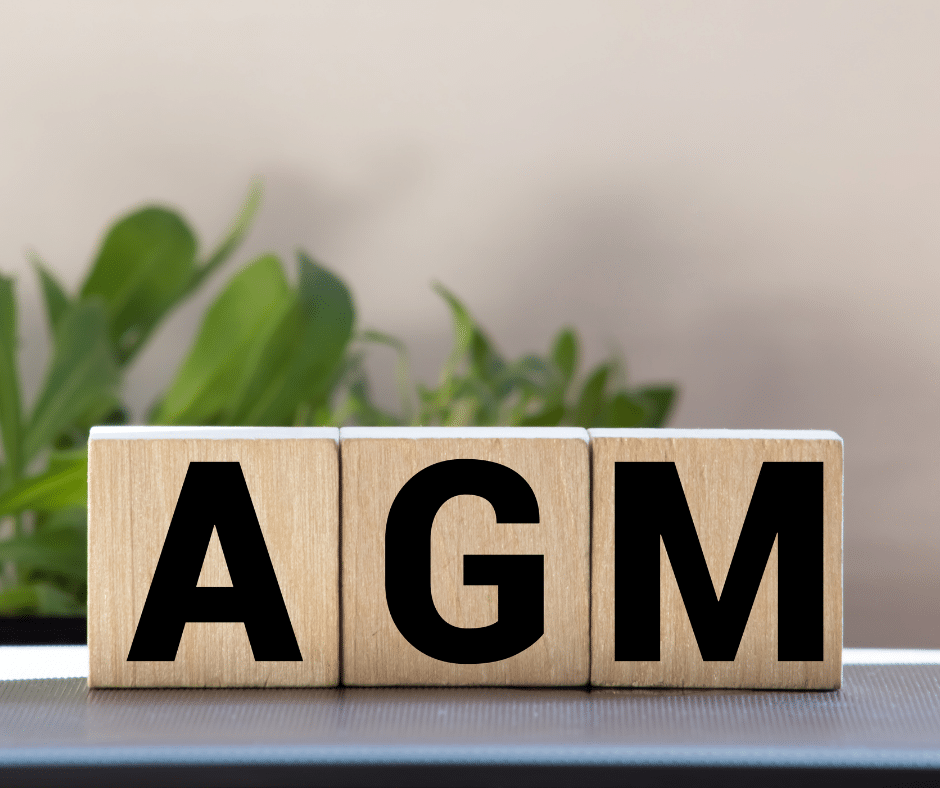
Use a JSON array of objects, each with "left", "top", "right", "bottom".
[{"left": 589, "top": 429, "right": 842, "bottom": 689}]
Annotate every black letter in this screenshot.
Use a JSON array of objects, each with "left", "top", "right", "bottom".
[
  {"left": 615, "top": 461, "right": 822, "bottom": 662},
  {"left": 385, "top": 459, "right": 544, "bottom": 664},
  {"left": 127, "top": 462, "right": 302, "bottom": 661}
]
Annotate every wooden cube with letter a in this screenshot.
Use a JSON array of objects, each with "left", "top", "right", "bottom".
[
  {"left": 590, "top": 429, "right": 842, "bottom": 689},
  {"left": 341, "top": 427, "right": 590, "bottom": 686},
  {"left": 88, "top": 427, "right": 339, "bottom": 688}
]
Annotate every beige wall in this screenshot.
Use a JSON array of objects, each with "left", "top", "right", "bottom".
[{"left": 2, "top": 1, "right": 938, "bottom": 646}]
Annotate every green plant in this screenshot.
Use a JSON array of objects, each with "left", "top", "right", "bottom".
[
  {"left": 0, "top": 186, "right": 261, "bottom": 613},
  {"left": 0, "top": 186, "right": 676, "bottom": 616},
  {"left": 149, "top": 250, "right": 354, "bottom": 428},
  {"left": 335, "top": 284, "right": 675, "bottom": 429}
]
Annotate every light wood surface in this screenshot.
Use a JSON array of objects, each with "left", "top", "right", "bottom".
[
  {"left": 589, "top": 430, "right": 843, "bottom": 689},
  {"left": 340, "top": 431, "right": 590, "bottom": 686},
  {"left": 88, "top": 435, "right": 339, "bottom": 687}
]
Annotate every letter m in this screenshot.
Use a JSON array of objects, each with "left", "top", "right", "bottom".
[{"left": 614, "top": 461, "right": 823, "bottom": 662}]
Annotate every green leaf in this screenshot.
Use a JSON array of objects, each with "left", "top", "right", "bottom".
[
  {"left": 46, "top": 447, "right": 89, "bottom": 473},
  {"left": 0, "top": 529, "right": 86, "bottom": 581},
  {"left": 33, "top": 582, "right": 85, "bottom": 615},
  {"left": 0, "top": 584, "right": 38, "bottom": 613},
  {"left": 433, "top": 284, "right": 505, "bottom": 385},
  {"left": 80, "top": 207, "right": 198, "bottom": 363},
  {"left": 193, "top": 180, "right": 263, "bottom": 287},
  {"left": 469, "top": 331, "right": 504, "bottom": 384},
  {"left": 518, "top": 403, "right": 565, "bottom": 427},
  {"left": 0, "top": 582, "right": 84, "bottom": 615},
  {"left": 150, "top": 254, "right": 292, "bottom": 425},
  {"left": 29, "top": 253, "right": 72, "bottom": 335},
  {"left": 0, "top": 275, "right": 23, "bottom": 483},
  {"left": 360, "top": 329, "right": 414, "bottom": 421},
  {"left": 23, "top": 299, "right": 119, "bottom": 464},
  {"left": 433, "top": 283, "right": 475, "bottom": 366},
  {"left": 221, "top": 299, "right": 305, "bottom": 422},
  {"left": 636, "top": 385, "right": 677, "bottom": 427},
  {"left": 572, "top": 364, "right": 611, "bottom": 426},
  {"left": 606, "top": 392, "right": 646, "bottom": 427},
  {"left": 330, "top": 370, "right": 403, "bottom": 427},
  {"left": 36, "top": 505, "right": 87, "bottom": 534},
  {"left": 230, "top": 251, "right": 355, "bottom": 425},
  {"left": 0, "top": 453, "right": 87, "bottom": 516},
  {"left": 79, "top": 184, "right": 262, "bottom": 365},
  {"left": 551, "top": 328, "right": 578, "bottom": 386},
  {"left": 502, "top": 354, "right": 553, "bottom": 393}
]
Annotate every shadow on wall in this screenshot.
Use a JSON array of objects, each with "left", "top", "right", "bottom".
[{"left": 254, "top": 148, "right": 432, "bottom": 261}]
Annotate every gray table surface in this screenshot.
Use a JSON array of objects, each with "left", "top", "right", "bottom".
[{"left": 2, "top": 661, "right": 940, "bottom": 786}]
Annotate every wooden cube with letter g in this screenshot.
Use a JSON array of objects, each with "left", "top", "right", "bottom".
[{"left": 340, "top": 427, "right": 591, "bottom": 686}]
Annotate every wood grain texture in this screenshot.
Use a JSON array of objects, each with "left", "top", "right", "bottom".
[
  {"left": 590, "top": 431, "right": 843, "bottom": 689},
  {"left": 88, "top": 436, "right": 339, "bottom": 687},
  {"left": 341, "top": 433, "right": 590, "bottom": 686}
]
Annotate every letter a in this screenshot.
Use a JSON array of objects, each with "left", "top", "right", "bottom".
[{"left": 127, "top": 462, "right": 302, "bottom": 661}]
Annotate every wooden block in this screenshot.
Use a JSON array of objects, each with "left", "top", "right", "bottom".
[
  {"left": 340, "top": 427, "right": 590, "bottom": 686},
  {"left": 589, "top": 429, "right": 843, "bottom": 689},
  {"left": 88, "top": 427, "right": 340, "bottom": 688}
]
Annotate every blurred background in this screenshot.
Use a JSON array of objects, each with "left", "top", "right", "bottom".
[{"left": 1, "top": 1, "right": 937, "bottom": 645}]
